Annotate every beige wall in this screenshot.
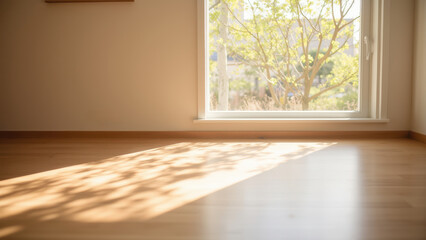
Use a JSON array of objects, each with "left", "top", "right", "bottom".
[
  {"left": 0, "top": 0, "right": 415, "bottom": 131},
  {"left": 412, "top": 0, "right": 426, "bottom": 135}
]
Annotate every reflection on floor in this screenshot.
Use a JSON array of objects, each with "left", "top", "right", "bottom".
[{"left": 0, "top": 138, "right": 425, "bottom": 240}]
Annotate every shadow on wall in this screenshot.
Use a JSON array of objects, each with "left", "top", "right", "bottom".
[{"left": 0, "top": 140, "right": 334, "bottom": 238}]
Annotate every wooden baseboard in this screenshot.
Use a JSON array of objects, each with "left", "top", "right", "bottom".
[
  {"left": 409, "top": 131, "right": 426, "bottom": 144},
  {"left": 0, "top": 131, "right": 409, "bottom": 139}
]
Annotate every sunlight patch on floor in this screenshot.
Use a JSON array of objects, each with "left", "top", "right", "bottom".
[
  {"left": 0, "top": 141, "right": 334, "bottom": 223},
  {"left": 0, "top": 225, "right": 23, "bottom": 238}
]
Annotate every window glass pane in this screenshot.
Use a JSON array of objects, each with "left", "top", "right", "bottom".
[{"left": 208, "top": 0, "right": 361, "bottom": 111}]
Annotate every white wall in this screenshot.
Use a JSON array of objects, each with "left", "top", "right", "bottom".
[
  {"left": 0, "top": 0, "right": 415, "bottom": 131},
  {"left": 412, "top": 0, "right": 426, "bottom": 135}
]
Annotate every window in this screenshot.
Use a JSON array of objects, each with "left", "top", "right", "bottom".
[{"left": 198, "top": 0, "right": 388, "bottom": 120}]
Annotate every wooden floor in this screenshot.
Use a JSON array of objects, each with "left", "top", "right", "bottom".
[{"left": 0, "top": 137, "right": 425, "bottom": 240}]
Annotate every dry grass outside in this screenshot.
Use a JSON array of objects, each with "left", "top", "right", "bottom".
[{"left": 210, "top": 95, "right": 358, "bottom": 111}]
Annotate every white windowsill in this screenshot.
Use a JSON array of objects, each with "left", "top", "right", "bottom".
[{"left": 193, "top": 118, "right": 390, "bottom": 123}]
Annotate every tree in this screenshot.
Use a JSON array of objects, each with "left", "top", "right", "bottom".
[
  {"left": 210, "top": 0, "right": 243, "bottom": 110},
  {"left": 210, "top": 0, "right": 360, "bottom": 110},
  {"left": 217, "top": 1, "right": 230, "bottom": 110}
]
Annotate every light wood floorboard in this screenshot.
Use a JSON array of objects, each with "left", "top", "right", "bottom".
[{"left": 0, "top": 138, "right": 425, "bottom": 240}]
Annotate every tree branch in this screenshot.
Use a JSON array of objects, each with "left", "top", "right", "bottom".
[
  {"left": 209, "top": 0, "right": 221, "bottom": 10},
  {"left": 308, "top": 72, "right": 357, "bottom": 101}
]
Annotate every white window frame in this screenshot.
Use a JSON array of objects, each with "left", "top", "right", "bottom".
[{"left": 197, "top": 0, "right": 389, "bottom": 121}]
